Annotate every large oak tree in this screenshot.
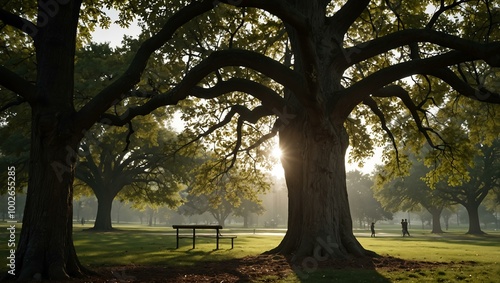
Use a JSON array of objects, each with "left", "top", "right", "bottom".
[
  {"left": 1, "top": 0, "right": 500, "bottom": 280},
  {"left": 75, "top": 117, "right": 186, "bottom": 231}
]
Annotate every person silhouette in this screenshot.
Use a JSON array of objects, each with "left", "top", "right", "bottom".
[
  {"left": 401, "top": 219, "right": 411, "bottom": 236},
  {"left": 370, "top": 222, "right": 376, "bottom": 237},
  {"left": 403, "top": 219, "right": 410, "bottom": 236}
]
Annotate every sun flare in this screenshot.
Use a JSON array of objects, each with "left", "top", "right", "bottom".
[
  {"left": 270, "top": 144, "right": 284, "bottom": 177},
  {"left": 271, "top": 146, "right": 282, "bottom": 159}
]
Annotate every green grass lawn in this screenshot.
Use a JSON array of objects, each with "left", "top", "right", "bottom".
[
  {"left": 72, "top": 225, "right": 283, "bottom": 266},
  {"left": 1, "top": 223, "right": 499, "bottom": 282}
]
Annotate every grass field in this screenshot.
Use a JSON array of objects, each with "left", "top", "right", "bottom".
[{"left": 1, "top": 223, "right": 499, "bottom": 282}]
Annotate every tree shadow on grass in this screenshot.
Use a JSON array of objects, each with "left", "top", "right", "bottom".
[
  {"left": 76, "top": 254, "right": 436, "bottom": 282},
  {"left": 86, "top": 254, "right": 290, "bottom": 282},
  {"left": 286, "top": 255, "right": 392, "bottom": 282}
]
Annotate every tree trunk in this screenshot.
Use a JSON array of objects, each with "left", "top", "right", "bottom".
[
  {"left": 116, "top": 202, "right": 122, "bottom": 224},
  {"left": 465, "top": 204, "right": 484, "bottom": 235},
  {"left": 149, "top": 210, "right": 154, "bottom": 226},
  {"left": 211, "top": 210, "right": 227, "bottom": 226},
  {"left": 243, "top": 214, "right": 249, "bottom": 228},
  {"left": 76, "top": 200, "right": 83, "bottom": 223},
  {"left": 270, "top": 115, "right": 374, "bottom": 262},
  {"left": 265, "top": 0, "right": 376, "bottom": 263},
  {"left": 443, "top": 213, "right": 450, "bottom": 230},
  {"left": 92, "top": 191, "right": 115, "bottom": 231},
  {"left": 10, "top": 1, "right": 89, "bottom": 280},
  {"left": 429, "top": 207, "right": 444, "bottom": 234},
  {"left": 14, "top": 117, "right": 87, "bottom": 280}
]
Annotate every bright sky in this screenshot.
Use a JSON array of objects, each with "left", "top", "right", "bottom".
[
  {"left": 90, "top": 9, "right": 141, "bottom": 47},
  {"left": 91, "top": 11, "right": 380, "bottom": 177}
]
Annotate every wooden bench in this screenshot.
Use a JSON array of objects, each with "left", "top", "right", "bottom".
[{"left": 172, "top": 225, "right": 237, "bottom": 249}]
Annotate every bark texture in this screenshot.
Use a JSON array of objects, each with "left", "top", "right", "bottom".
[
  {"left": 271, "top": 114, "right": 373, "bottom": 260},
  {"left": 16, "top": 115, "right": 87, "bottom": 280},
  {"left": 11, "top": 1, "right": 90, "bottom": 280}
]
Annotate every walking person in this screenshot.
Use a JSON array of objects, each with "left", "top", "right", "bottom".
[
  {"left": 404, "top": 219, "right": 410, "bottom": 236},
  {"left": 370, "top": 222, "right": 376, "bottom": 237},
  {"left": 401, "top": 219, "right": 405, "bottom": 236}
]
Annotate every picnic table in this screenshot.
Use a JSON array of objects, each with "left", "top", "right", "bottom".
[{"left": 172, "top": 224, "right": 236, "bottom": 249}]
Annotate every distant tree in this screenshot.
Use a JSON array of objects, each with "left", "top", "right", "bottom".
[
  {"left": 375, "top": 152, "right": 452, "bottom": 233},
  {"left": 156, "top": 206, "right": 185, "bottom": 225},
  {"left": 414, "top": 208, "right": 432, "bottom": 230},
  {"left": 178, "top": 188, "right": 265, "bottom": 226},
  {"left": 179, "top": 165, "right": 269, "bottom": 226},
  {"left": 433, "top": 140, "right": 500, "bottom": 234},
  {"left": 75, "top": 117, "right": 188, "bottom": 231},
  {"left": 478, "top": 204, "right": 497, "bottom": 230},
  {"left": 492, "top": 188, "right": 500, "bottom": 207},
  {"left": 232, "top": 199, "right": 265, "bottom": 228},
  {"left": 73, "top": 197, "right": 94, "bottom": 223},
  {"left": 346, "top": 170, "right": 392, "bottom": 228},
  {"left": 441, "top": 206, "right": 459, "bottom": 231},
  {"left": 178, "top": 192, "right": 231, "bottom": 226},
  {"left": 377, "top": 89, "right": 499, "bottom": 235},
  {"left": 483, "top": 188, "right": 500, "bottom": 230}
]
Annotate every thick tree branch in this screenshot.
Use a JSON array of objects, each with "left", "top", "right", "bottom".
[
  {"left": 335, "top": 50, "right": 492, "bottom": 118},
  {"left": 175, "top": 49, "right": 306, "bottom": 99},
  {"left": 427, "top": 68, "right": 500, "bottom": 104},
  {"left": 0, "top": 8, "right": 37, "bottom": 40},
  {"left": 0, "top": 65, "right": 36, "bottom": 104},
  {"left": 75, "top": 0, "right": 216, "bottom": 132},
  {"left": 101, "top": 49, "right": 303, "bottom": 126},
  {"left": 341, "top": 29, "right": 500, "bottom": 70},
  {"left": 0, "top": 97, "right": 26, "bottom": 112},
  {"left": 190, "top": 78, "right": 287, "bottom": 111}
]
